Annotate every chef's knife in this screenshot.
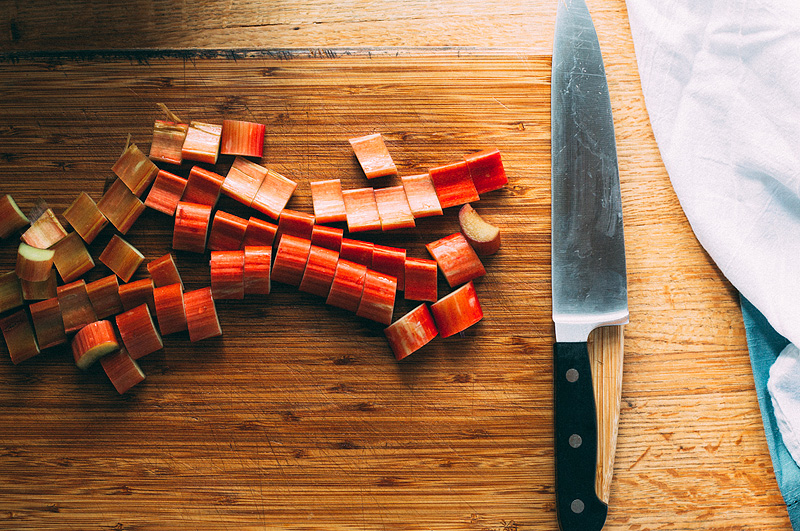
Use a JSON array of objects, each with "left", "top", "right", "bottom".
[{"left": 551, "top": 0, "right": 629, "bottom": 529}]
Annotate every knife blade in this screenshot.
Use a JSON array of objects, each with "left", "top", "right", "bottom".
[{"left": 551, "top": 0, "right": 629, "bottom": 529}]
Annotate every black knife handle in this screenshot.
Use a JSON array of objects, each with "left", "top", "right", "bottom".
[{"left": 554, "top": 341, "right": 608, "bottom": 531}]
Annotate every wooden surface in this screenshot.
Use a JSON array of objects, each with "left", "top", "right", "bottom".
[{"left": 0, "top": 1, "right": 791, "bottom": 530}]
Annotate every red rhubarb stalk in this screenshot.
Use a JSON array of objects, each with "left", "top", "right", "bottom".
[
  {"left": 326, "top": 259, "right": 368, "bottom": 313},
  {"left": 29, "top": 296, "right": 67, "bottom": 350},
  {"left": 86, "top": 274, "right": 124, "bottom": 319},
  {"left": 15, "top": 242, "right": 55, "bottom": 282},
  {"left": 310, "top": 179, "right": 347, "bottom": 223},
  {"left": 51, "top": 232, "right": 95, "bottom": 283},
  {"left": 401, "top": 173, "right": 443, "bottom": 218},
  {"left": 184, "top": 287, "right": 222, "bottom": 342},
  {"left": 251, "top": 169, "right": 298, "bottom": 220},
  {"left": 276, "top": 209, "right": 315, "bottom": 243},
  {"left": 342, "top": 187, "right": 381, "bottom": 233},
  {"left": 182, "top": 166, "right": 225, "bottom": 207},
  {"left": 428, "top": 160, "right": 480, "bottom": 209},
  {"left": 144, "top": 169, "right": 188, "bottom": 216},
  {"left": 0, "top": 194, "right": 29, "bottom": 239},
  {"left": 403, "top": 257, "right": 438, "bottom": 302},
  {"left": 63, "top": 192, "right": 108, "bottom": 244},
  {"left": 298, "top": 245, "right": 339, "bottom": 298},
  {"left": 208, "top": 210, "right": 248, "bottom": 251},
  {"left": 271, "top": 234, "right": 311, "bottom": 287},
  {"left": 21, "top": 208, "right": 68, "bottom": 249},
  {"left": 372, "top": 244, "right": 406, "bottom": 291},
  {"left": 0, "top": 271, "right": 24, "bottom": 314},
  {"left": 100, "top": 347, "right": 146, "bottom": 394},
  {"left": 71, "top": 320, "right": 118, "bottom": 370},
  {"left": 374, "top": 185, "right": 415, "bottom": 231},
  {"left": 464, "top": 148, "right": 507, "bottom": 194},
  {"left": 242, "top": 216, "right": 278, "bottom": 248},
  {"left": 182, "top": 121, "right": 222, "bottom": 164},
  {"left": 116, "top": 304, "right": 163, "bottom": 360},
  {"left": 57, "top": 279, "right": 98, "bottom": 334},
  {"left": 0, "top": 309, "right": 40, "bottom": 365},
  {"left": 310, "top": 225, "right": 344, "bottom": 252},
  {"left": 118, "top": 278, "right": 156, "bottom": 315},
  {"left": 222, "top": 157, "right": 267, "bottom": 207},
  {"left": 220, "top": 119, "right": 265, "bottom": 157},
  {"left": 97, "top": 178, "right": 146, "bottom": 235},
  {"left": 243, "top": 246, "right": 272, "bottom": 296},
  {"left": 172, "top": 202, "right": 212, "bottom": 254},
  {"left": 355, "top": 269, "right": 397, "bottom": 325},
  {"left": 384, "top": 303, "right": 438, "bottom": 361},
  {"left": 21, "top": 269, "right": 57, "bottom": 301},
  {"left": 147, "top": 253, "right": 183, "bottom": 289},
  {"left": 112, "top": 142, "right": 159, "bottom": 197},
  {"left": 99, "top": 234, "right": 144, "bottom": 282},
  {"left": 429, "top": 281, "right": 483, "bottom": 338},
  {"left": 349, "top": 133, "right": 398, "bottom": 179},
  {"left": 426, "top": 232, "right": 486, "bottom": 288},
  {"left": 153, "top": 283, "right": 187, "bottom": 335},
  {"left": 339, "top": 238, "right": 374, "bottom": 267},
  {"left": 210, "top": 250, "right": 245, "bottom": 300}
]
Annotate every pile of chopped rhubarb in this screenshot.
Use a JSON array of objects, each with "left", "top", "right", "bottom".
[{"left": 0, "top": 108, "right": 507, "bottom": 393}]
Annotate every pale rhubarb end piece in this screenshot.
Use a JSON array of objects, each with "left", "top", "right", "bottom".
[
  {"left": 0, "top": 271, "right": 24, "bottom": 314},
  {"left": 222, "top": 157, "right": 268, "bottom": 207},
  {"left": 100, "top": 347, "right": 146, "bottom": 394},
  {"left": 57, "top": 279, "right": 98, "bottom": 334},
  {"left": 97, "top": 178, "right": 146, "bottom": 234},
  {"left": 71, "top": 320, "right": 118, "bottom": 370},
  {"left": 29, "top": 296, "right": 67, "bottom": 350},
  {"left": 99, "top": 235, "right": 144, "bottom": 283},
  {"left": 184, "top": 287, "right": 222, "bottom": 342},
  {"left": 182, "top": 121, "right": 222, "bottom": 165},
  {"left": 310, "top": 179, "right": 347, "bottom": 223},
  {"left": 374, "top": 185, "right": 415, "bottom": 231},
  {"left": 150, "top": 120, "right": 188, "bottom": 165},
  {"left": 21, "top": 269, "right": 57, "bottom": 301},
  {"left": 15, "top": 242, "right": 55, "bottom": 282},
  {"left": 116, "top": 304, "right": 163, "bottom": 360},
  {"left": 0, "top": 194, "right": 29, "bottom": 239},
  {"left": 401, "top": 173, "right": 443, "bottom": 218},
  {"left": 349, "top": 133, "right": 398, "bottom": 179},
  {"left": 112, "top": 142, "right": 159, "bottom": 197},
  {"left": 0, "top": 309, "right": 40, "bottom": 364},
  {"left": 63, "top": 192, "right": 108, "bottom": 244},
  {"left": 458, "top": 203, "right": 501, "bottom": 256},
  {"left": 342, "top": 187, "right": 381, "bottom": 233},
  {"left": 21, "top": 208, "right": 68, "bottom": 249},
  {"left": 51, "top": 232, "right": 95, "bottom": 283}
]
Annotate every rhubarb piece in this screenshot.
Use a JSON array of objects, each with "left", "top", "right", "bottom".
[
  {"left": 86, "top": 275, "right": 124, "bottom": 319},
  {"left": 210, "top": 250, "right": 245, "bottom": 300},
  {"left": 21, "top": 208, "right": 68, "bottom": 249},
  {"left": 374, "top": 185, "right": 415, "bottom": 231},
  {"left": 118, "top": 278, "right": 156, "bottom": 315},
  {"left": 220, "top": 119, "right": 266, "bottom": 157},
  {"left": 208, "top": 210, "right": 248, "bottom": 251},
  {"left": 21, "top": 269, "right": 57, "bottom": 300},
  {"left": 51, "top": 232, "right": 95, "bottom": 283},
  {"left": 99, "top": 235, "right": 144, "bottom": 282},
  {"left": 310, "top": 224, "right": 343, "bottom": 252},
  {"left": 299, "top": 245, "right": 339, "bottom": 298},
  {"left": 184, "top": 287, "right": 222, "bottom": 342},
  {"left": 404, "top": 257, "right": 438, "bottom": 302},
  {"left": 173, "top": 202, "right": 212, "bottom": 254},
  {"left": 100, "top": 347, "right": 146, "bottom": 394},
  {"left": 372, "top": 244, "right": 406, "bottom": 291},
  {"left": 426, "top": 233, "right": 486, "bottom": 288},
  {"left": 401, "top": 173, "right": 443, "bottom": 218},
  {"left": 29, "top": 297, "right": 67, "bottom": 350},
  {"left": 340, "top": 238, "right": 374, "bottom": 267},
  {"left": 356, "top": 269, "right": 398, "bottom": 325},
  {"left": 430, "top": 281, "right": 483, "bottom": 338},
  {"left": 0, "top": 194, "right": 29, "bottom": 239},
  {"left": 276, "top": 209, "right": 315, "bottom": 242},
  {"left": 429, "top": 160, "right": 480, "bottom": 209},
  {"left": 310, "top": 179, "right": 347, "bottom": 223},
  {"left": 222, "top": 157, "right": 267, "bottom": 206},
  {"left": 72, "top": 320, "right": 118, "bottom": 370},
  {"left": 63, "top": 192, "right": 108, "bottom": 244},
  {"left": 112, "top": 143, "right": 159, "bottom": 197},
  {"left": 1, "top": 309, "right": 40, "bottom": 364},
  {"left": 243, "top": 246, "right": 272, "bottom": 296},
  {"left": 342, "top": 187, "right": 381, "bottom": 232},
  {"left": 57, "top": 280, "right": 98, "bottom": 334},
  {"left": 326, "top": 259, "right": 368, "bottom": 313},
  {"left": 0, "top": 271, "right": 24, "bottom": 314},
  {"left": 349, "top": 133, "right": 398, "bottom": 179},
  {"left": 458, "top": 203, "right": 501, "bottom": 256},
  {"left": 15, "top": 242, "right": 55, "bottom": 282},
  {"left": 147, "top": 253, "right": 183, "bottom": 289},
  {"left": 271, "top": 234, "right": 311, "bottom": 286},
  {"left": 97, "top": 178, "right": 146, "bottom": 234},
  {"left": 242, "top": 216, "right": 277, "bottom": 248},
  {"left": 153, "top": 283, "right": 187, "bottom": 335},
  {"left": 182, "top": 121, "right": 222, "bottom": 164},
  {"left": 144, "top": 169, "right": 188, "bottom": 216},
  {"left": 252, "top": 168, "right": 298, "bottom": 220},
  {"left": 150, "top": 119, "right": 188, "bottom": 165},
  {"left": 384, "top": 303, "right": 438, "bottom": 361},
  {"left": 182, "top": 166, "right": 225, "bottom": 207},
  {"left": 116, "top": 304, "right": 163, "bottom": 360},
  {"left": 464, "top": 148, "right": 507, "bottom": 194}
]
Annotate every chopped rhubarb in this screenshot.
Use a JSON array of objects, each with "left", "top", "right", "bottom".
[
  {"left": 242, "top": 216, "right": 277, "bottom": 248},
  {"left": 118, "top": 278, "right": 156, "bottom": 315},
  {"left": 349, "top": 133, "right": 398, "bottom": 179},
  {"left": 112, "top": 143, "right": 159, "bottom": 197},
  {"left": 342, "top": 188, "right": 381, "bottom": 233},
  {"left": 458, "top": 203, "right": 501, "bottom": 256},
  {"left": 340, "top": 238, "right": 374, "bottom": 267},
  {"left": 401, "top": 173, "right": 443, "bottom": 218},
  {"left": 172, "top": 202, "right": 212, "bottom": 254},
  {"left": 147, "top": 253, "right": 183, "bottom": 289},
  {"left": 184, "top": 287, "right": 222, "bottom": 342},
  {"left": 251, "top": 168, "right": 298, "bottom": 220},
  {"left": 100, "top": 347, "right": 146, "bottom": 394},
  {"left": 271, "top": 234, "right": 311, "bottom": 287},
  {"left": 429, "top": 160, "right": 480, "bottom": 209},
  {"left": 1, "top": 309, "right": 40, "bottom": 364},
  {"left": 464, "top": 148, "right": 507, "bottom": 194},
  {"left": 97, "top": 178, "right": 146, "bottom": 234},
  {"left": 208, "top": 210, "right": 248, "bottom": 251},
  {"left": 326, "top": 259, "right": 368, "bottom": 313},
  {"left": 310, "top": 224, "right": 343, "bottom": 252},
  {"left": 72, "top": 320, "right": 118, "bottom": 370},
  {"left": 150, "top": 119, "right": 188, "bottom": 166},
  {"left": 21, "top": 269, "right": 57, "bottom": 301},
  {"left": 374, "top": 185, "right": 415, "bottom": 231},
  {"left": 29, "top": 296, "right": 67, "bottom": 350},
  {"left": 86, "top": 274, "right": 124, "bottom": 319},
  {"left": 21, "top": 208, "right": 68, "bottom": 249},
  {"left": 372, "top": 244, "right": 406, "bottom": 291},
  {"left": 57, "top": 280, "right": 98, "bottom": 334},
  {"left": 404, "top": 257, "right": 438, "bottom": 302},
  {"left": 153, "top": 283, "right": 187, "bottom": 335},
  {"left": 182, "top": 121, "right": 222, "bottom": 164},
  {"left": 182, "top": 166, "right": 225, "bottom": 207},
  {"left": 243, "top": 246, "right": 272, "bottom": 296},
  {"left": 298, "top": 245, "right": 339, "bottom": 298},
  {"left": 277, "top": 209, "right": 315, "bottom": 242},
  {"left": 0, "top": 271, "right": 24, "bottom": 314},
  {"left": 222, "top": 157, "right": 267, "bottom": 207},
  {"left": 220, "top": 119, "right": 266, "bottom": 157},
  {"left": 99, "top": 235, "right": 144, "bottom": 282},
  {"left": 116, "top": 304, "right": 163, "bottom": 360},
  {"left": 51, "top": 232, "right": 95, "bottom": 283},
  {"left": 426, "top": 233, "right": 486, "bottom": 288},
  {"left": 210, "top": 250, "right": 245, "bottom": 300},
  {"left": 384, "top": 303, "right": 438, "bottom": 361},
  {"left": 430, "top": 281, "right": 483, "bottom": 338},
  {"left": 63, "top": 192, "right": 108, "bottom": 244},
  {"left": 0, "top": 194, "right": 29, "bottom": 239},
  {"left": 310, "top": 179, "right": 347, "bottom": 223},
  {"left": 15, "top": 242, "right": 55, "bottom": 282},
  {"left": 144, "top": 169, "right": 188, "bottom": 216},
  {"left": 356, "top": 269, "right": 397, "bottom": 325}
]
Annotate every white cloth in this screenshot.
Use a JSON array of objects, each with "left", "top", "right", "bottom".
[{"left": 625, "top": 0, "right": 800, "bottom": 465}]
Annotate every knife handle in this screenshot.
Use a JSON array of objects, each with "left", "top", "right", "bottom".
[{"left": 554, "top": 341, "right": 608, "bottom": 531}]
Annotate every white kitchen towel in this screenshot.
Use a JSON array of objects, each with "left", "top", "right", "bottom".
[
  {"left": 770, "top": 344, "right": 800, "bottom": 465},
  {"left": 625, "top": 0, "right": 800, "bottom": 470}
]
